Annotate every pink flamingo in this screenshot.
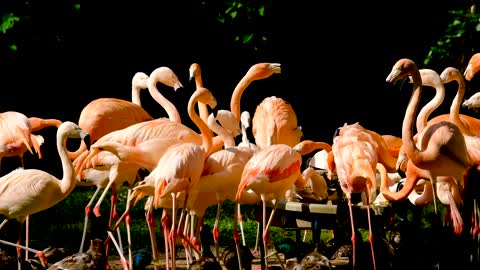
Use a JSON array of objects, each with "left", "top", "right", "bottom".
[{"left": 0, "top": 121, "right": 89, "bottom": 270}]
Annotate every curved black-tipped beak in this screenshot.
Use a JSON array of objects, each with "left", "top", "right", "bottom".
[
  {"left": 83, "top": 134, "right": 91, "bottom": 150},
  {"left": 396, "top": 167, "right": 406, "bottom": 179}
]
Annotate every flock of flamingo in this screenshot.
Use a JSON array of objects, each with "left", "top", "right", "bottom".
[{"left": 0, "top": 53, "right": 479, "bottom": 270}]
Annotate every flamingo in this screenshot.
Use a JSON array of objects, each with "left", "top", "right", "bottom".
[
  {"left": 390, "top": 66, "right": 479, "bottom": 235},
  {"left": 143, "top": 87, "right": 216, "bottom": 270},
  {"left": 415, "top": 67, "right": 480, "bottom": 136},
  {"left": 0, "top": 121, "right": 89, "bottom": 270},
  {"left": 0, "top": 111, "right": 43, "bottom": 172},
  {"left": 238, "top": 111, "right": 259, "bottom": 151},
  {"left": 230, "top": 63, "right": 282, "bottom": 123},
  {"left": 464, "top": 52, "right": 480, "bottom": 81},
  {"left": 72, "top": 67, "right": 185, "bottom": 254},
  {"left": 251, "top": 96, "right": 303, "bottom": 149},
  {"left": 188, "top": 111, "right": 256, "bottom": 260},
  {"left": 383, "top": 58, "right": 472, "bottom": 218},
  {"left": 77, "top": 137, "right": 185, "bottom": 268},
  {"left": 0, "top": 111, "right": 61, "bottom": 263},
  {"left": 69, "top": 66, "right": 183, "bottom": 160},
  {"left": 232, "top": 139, "right": 331, "bottom": 270},
  {"left": 328, "top": 122, "right": 393, "bottom": 270}
]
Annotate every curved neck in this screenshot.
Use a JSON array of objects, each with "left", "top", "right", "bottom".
[
  {"left": 448, "top": 73, "right": 466, "bottom": 128},
  {"left": 148, "top": 82, "right": 181, "bottom": 123},
  {"left": 208, "top": 114, "right": 236, "bottom": 148},
  {"left": 293, "top": 140, "right": 332, "bottom": 156},
  {"left": 188, "top": 93, "right": 213, "bottom": 157},
  {"left": 29, "top": 117, "right": 62, "bottom": 132},
  {"left": 402, "top": 66, "right": 423, "bottom": 163},
  {"left": 231, "top": 74, "right": 255, "bottom": 121},
  {"left": 416, "top": 71, "right": 445, "bottom": 133},
  {"left": 131, "top": 84, "right": 144, "bottom": 106},
  {"left": 58, "top": 130, "right": 76, "bottom": 195},
  {"left": 193, "top": 68, "right": 210, "bottom": 124}
]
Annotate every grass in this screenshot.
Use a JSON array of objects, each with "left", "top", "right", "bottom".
[{"left": 2, "top": 185, "right": 313, "bottom": 254}]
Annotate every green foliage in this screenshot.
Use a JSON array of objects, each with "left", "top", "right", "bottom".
[
  {"left": 424, "top": 1, "right": 480, "bottom": 68},
  {"left": 214, "top": 0, "right": 273, "bottom": 52},
  {"left": 1, "top": 13, "right": 20, "bottom": 34}
]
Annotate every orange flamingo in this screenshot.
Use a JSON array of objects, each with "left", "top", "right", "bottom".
[
  {"left": 188, "top": 111, "right": 256, "bottom": 259},
  {"left": 464, "top": 52, "right": 480, "bottom": 81},
  {"left": 383, "top": 58, "right": 471, "bottom": 216},
  {"left": 233, "top": 139, "right": 331, "bottom": 270},
  {"left": 328, "top": 122, "right": 389, "bottom": 270},
  {"left": 416, "top": 67, "right": 480, "bottom": 136},
  {"left": 144, "top": 87, "right": 216, "bottom": 270},
  {"left": 392, "top": 66, "right": 478, "bottom": 235},
  {"left": 0, "top": 121, "right": 89, "bottom": 270},
  {"left": 69, "top": 66, "right": 183, "bottom": 160},
  {"left": 230, "top": 63, "right": 281, "bottom": 122},
  {"left": 252, "top": 96, "right": 303, "bottom": 149},
  {"left": 0, "top": 111, "right": 43, "bottom": 171},
  {"left": 75, "top": 137, "right": 184, "bottom": 268},
  {"left": 331, "top": 122, "right": 398, "bottom": 174}
]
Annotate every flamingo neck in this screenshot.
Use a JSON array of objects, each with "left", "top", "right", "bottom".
[
  {"left": 231, "top": 76, "right": 253, "bottom": 121},
  {"left": 194, "top": 71, "right": 210, "bottom": 124},
  {"left": 131, "top": 85, "right": 143, "bottom": 106},
  {"left": 58, "top": 132, "right": 76, "bottom": 195},
  {"left": 449, "top": 75, "right": 465, "bottom": 129},
  {"left": 402, "top": 68, "right": 422, "bottom": 164},
  {"left": 148, "top": 81, "right": 182, "bottom": 123},
  {"left": 188, "top": 98, "right": 213, "bottom": 157},
  {"left": 416, "top": 76, "right": 445, "bottom": 133}
]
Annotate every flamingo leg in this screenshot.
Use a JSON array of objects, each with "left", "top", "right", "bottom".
[
  {"left": 213, "top": 200, "right": 223, "bottom": 260},
  {"left": 233, "top": 201, "right": 243, "bottom": 270},
  {"left": 79, "top": 186, "right": 102, "bottom": 252},
  {"left": 145, "top": 198, "right": 160, "bottom": 270},
  {"left": 125, "top": 188, "right": 133, "bottom": 270},
  {"left": 107, "top": 231, "right": 130, "bottom": 270},
  {"left": 161, "top": 211, "right": 172, "bottom": 270},
  {"left": 347, "top": 197, "right": 357, "bottom": 270},
  {"left": 25, "top": 216, "right": 29, "bottom": 261},
  {"left": 238, "top": 203, "right": 247, "bottom": 246},
  {"left": 93, "top": 179, "right": 116, "bottom": 217},
  {"left": 0, "top": 219, "right": 46, "bottom": 268},
  {"left": 263, "top": 199, "right": 286, "bottom": 270},
  {"left": 365, "top": 196, "right": 377, "bottom": 270},
  {"left": 170, "top": 193, "right": 177, "bottom": 270}
]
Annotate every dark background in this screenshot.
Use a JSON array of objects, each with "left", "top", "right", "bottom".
[{"left": 1, "top": 0, "right": 478, "bottom": 175}]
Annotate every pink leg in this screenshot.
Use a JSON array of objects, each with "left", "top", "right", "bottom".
[
  {"left": 365, "top": 197, "right": 377, "bottom": 270},
  {"left": 347, "top": 197, "right": 357, "bottom": 270},
  {"left": 233, "top": 202, "right": 243, "bottom": 270},
  {"left": 161, "top": 211, "right": 172, "bottom": 270},
  {"left": 80, "top": 186, "right": 103, "bottom": 253},
  {"left": 146, "top": 200, "right": 160, "bottom": 270}
]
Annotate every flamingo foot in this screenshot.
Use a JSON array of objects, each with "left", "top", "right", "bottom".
[
  {"left": 35, "top": 251, "right": 47, "bottom": 267},
  {"left": 93, "top": 205, "right": 102, "bottom": 217}
]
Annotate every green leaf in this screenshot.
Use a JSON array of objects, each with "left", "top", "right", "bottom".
[
  {"left": 1, "top": 13, "right": 20, "bottom": 34},
  {"left": 259, "top": 5, "right": 265, "bottom": 16},
  {"left": 243, "top": 33, "right": 253, "bottom": 44}
]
